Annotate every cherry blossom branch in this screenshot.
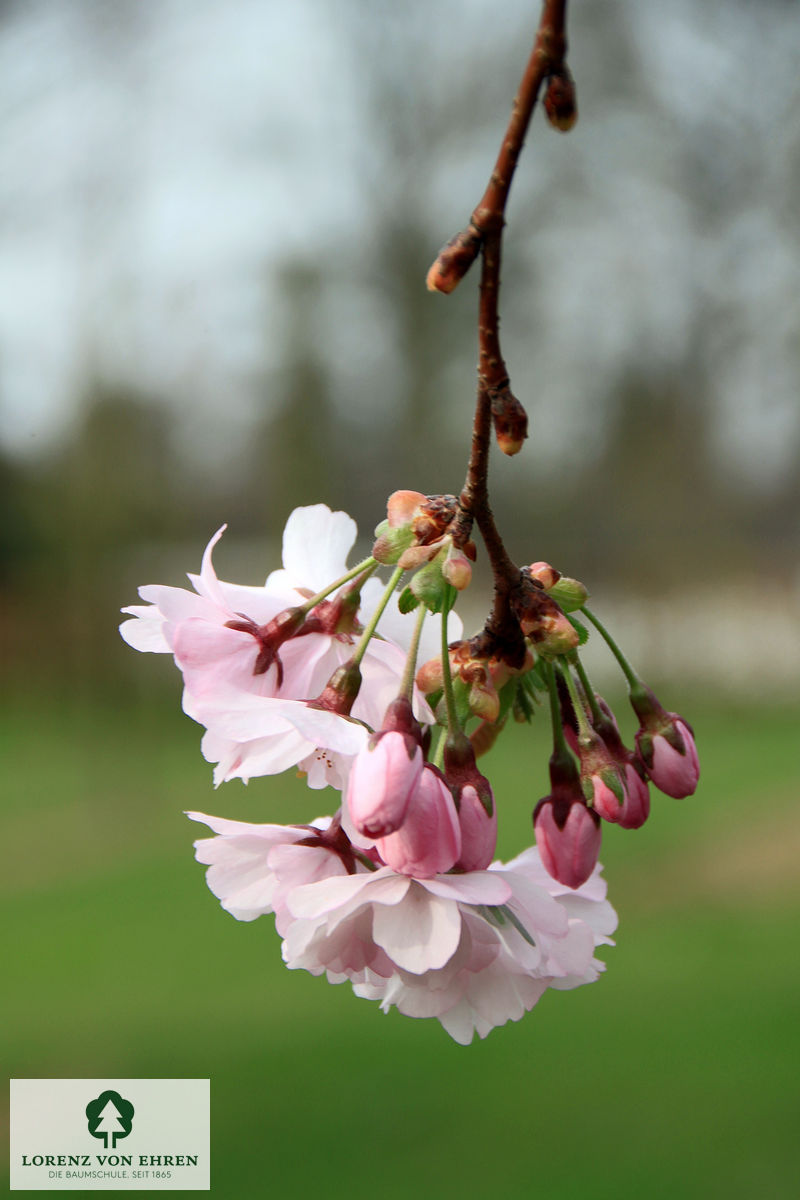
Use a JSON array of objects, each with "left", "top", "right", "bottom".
[{"left": 435, "top": 0, "right": 572, "bottom": 666}]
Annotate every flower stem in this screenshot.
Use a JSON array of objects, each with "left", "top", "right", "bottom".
[
  {"left": 399, "top": 605, "right": 428, "bottom": 700},
  {"left": 581, "top": 607, "right": 640, "bottom": 690},
  {"left": 432, "top": 726, "right": 447, "bottom": 771},
  {"left": 439, "top": 585, "right": 460, "bottom": 736},
  {"left": 543, "top": 659, "right": 571, "bottom": 760},
  {"left": 351, "top": 565, "right": 404, "bottom": 668},
  {"left": 571, "top": 654, "right": 603, "bottom": 726},
  {"left": 557, "top": 659, "right": 594, "bottom": 743},
  {"left": 298, "top": 557, "right": 378, "bottom": 615}
]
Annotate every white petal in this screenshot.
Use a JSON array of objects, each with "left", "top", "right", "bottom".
[
  {"left": 280, "top": 505, "right": 357, "bottom": 592},
  {"left": 187, "top": 525, "right": 228, "bottom": 608},
  {"left": 119, "top": 611, "right": 170, "bottom": 652},
  {"left": 287, "top": 868, "right": 406, "bottom": 920},
  {"left": 186, "top": 811, "right": 308, "bottom": 840},
  {"left": 420, "top": 871, "right": 512, "bottom": 906},
  {"left": 372, "top": 885, "right": 462, "bottom": 974}
]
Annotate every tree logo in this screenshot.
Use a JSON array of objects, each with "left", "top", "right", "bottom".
[{"left": 85, "top": 1089, "right": 135, "bottom": 1149}]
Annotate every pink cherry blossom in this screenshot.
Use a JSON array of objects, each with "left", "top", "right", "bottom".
[
  {"left": 121, "top": 506, "right": 459, "bottom": 786},
  {"left": 187, "top": 811, "right": 359, "bottom": 935}
]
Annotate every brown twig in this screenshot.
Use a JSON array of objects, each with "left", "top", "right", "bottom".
[{"left": 437, "top": 0, "right": 572, "bottom": 666}]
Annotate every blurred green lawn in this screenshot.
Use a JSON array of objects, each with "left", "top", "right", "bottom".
[{"left": 3, "top": 686, "right": 799, "bottom": 1198}]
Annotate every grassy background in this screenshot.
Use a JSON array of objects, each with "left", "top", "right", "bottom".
[{"left": 3, "top": 684, "right": 799, "bottom": 1198}]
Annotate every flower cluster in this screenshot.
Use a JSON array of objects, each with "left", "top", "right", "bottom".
[{"left": 121, "top": 501, "right": 698, "bottom": 1044}]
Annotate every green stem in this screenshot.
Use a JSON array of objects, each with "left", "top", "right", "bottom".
[
  {"left": 399, "top": 605, "right": 428, "bottom": 700},
  {"left": 556, "top": 660, "right": 595, "bottom": 744},
  {"left": 432, "top": 726, "right": 447, "bottom": 770},
  {"left": 572, "top": 654, "right": 603, "bottom": 726},
  {"left": 581, "top": 606, "right": 641, "bottom": 690},
  {"left": 439, "top": 585, "right": 460, "bottom": 735},
  {"left": 299, "top": 557, "right": 378, "bottom": 614},
  {"left": 351, "top": 565, "right": 404, "bottom": 668},
  {"left": 543, "top": 659, "right": 571, "bottom": 760}
]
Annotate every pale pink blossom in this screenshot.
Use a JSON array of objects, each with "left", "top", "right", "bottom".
[
  {"left": 282, "top": 850, "right": 616, "bottom": 1044},
  {"left": 187, "top": 811, "right": 358, "bottom": 935},
  {"left": 120, "top": 506, "right": 459, "bottom": 786}
]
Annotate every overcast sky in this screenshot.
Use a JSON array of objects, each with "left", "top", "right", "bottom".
[{"left": 1, "top": 0, "right": 798, "bottom": 487}]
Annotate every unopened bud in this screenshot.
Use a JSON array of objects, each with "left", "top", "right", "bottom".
[
  {"left": 346, "top": 728, "right": 423, "bottom": 838},
  {"left": 490, "top": 384, "right": 528, "bottom": 456},
  {"left": 592, "top": 762, "right": 651, "bottom": 830},
  {"left": 312, "top": 661, "right": 363, "bottom": 716},
  {"left": 528, "top": 562, "right": 561, "bottom": 591},
  {"left": 533, "top": 795, "right": 600, "bottom": 889},
  {"left": 468, "top": 678, "right": 500, "bottom": 724},
  {"left": 529, "top": 608, "right": 580, "bottom": 656},
  {"left": 415, "top": 654, "right": 445, "bottom": 695},
  {"left": 372, "top": 519, "right": 414, "bottom": 565},
  {"left": 426, "top": 226, "right": 482, "bottom": 295},
  {"left": 387, "top": 490, "right": 426, "bottom": 528},
  {"left": 376, "top": 765, "right": 461, "bottom": 876},
  {"left": 442, "top": 543, "right": 472, "bottom": 591},
  {"left": 544, "top": 68, "right": 578, "bottom": 133},
  {"left": 547, "top": 575, "right": 589, "bottom": 613}
]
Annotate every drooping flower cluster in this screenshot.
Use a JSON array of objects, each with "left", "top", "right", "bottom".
[{"left": 121, "top": 501, "right": 698, "bottom": 1044}]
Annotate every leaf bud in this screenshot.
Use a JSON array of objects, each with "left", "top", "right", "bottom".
[
  {"left": 544, "top": 68, "right": 578, "bottom": 133},
  {"left": 426, "top": 225, "right": 483, "bottom": 295}
]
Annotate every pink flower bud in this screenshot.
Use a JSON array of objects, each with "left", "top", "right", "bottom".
[
  {"left": 376, "top": 765, "right": 461, "bottom": 877},
  {"left": 346, "top": 731, "right": 423, "bottom": 838},
  {"left": 591, "top": 763, "right": 650, "bottom": 830},
  {"left": 533, "top": 796, "right": 601, "bottom": 890},
  {"left": 454, "top": 782, "right": 498, "bottom": 871},
  {"left": 442, "top": 543, "right": 473, "bottom": 591},
  {"left": 639, "top": 717, "right": 699, "bottom": 799}
]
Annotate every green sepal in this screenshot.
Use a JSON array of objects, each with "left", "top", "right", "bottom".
[
  {"left": 397, "top": 586, "right": 420, "bottom": 615},
  {"left": 602, "top": 766, "right": 626, "bottom": 807},
  {"left": 547, "top": 576, "right": 589, "bottom": 613},
  {"left": 497, "top": 678, "right": 523, "bottom": 725},
  {"left": 567, "top": 615, "right": 590, "bottom": 646},
  {"left": 513, "top": 684, "right": 536, "bottom": 724},
  {"left": 451, "top": 676, "right": 475, "bottom": 728},
  {"left": 372, "top": 519, "right": 415, "bottom": 565},
  {"left": 409, "top": 554, "right": 448, "bottom": 613},
  {"left": 477, "top": 904, "right": 537, "bottom": 947}
]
